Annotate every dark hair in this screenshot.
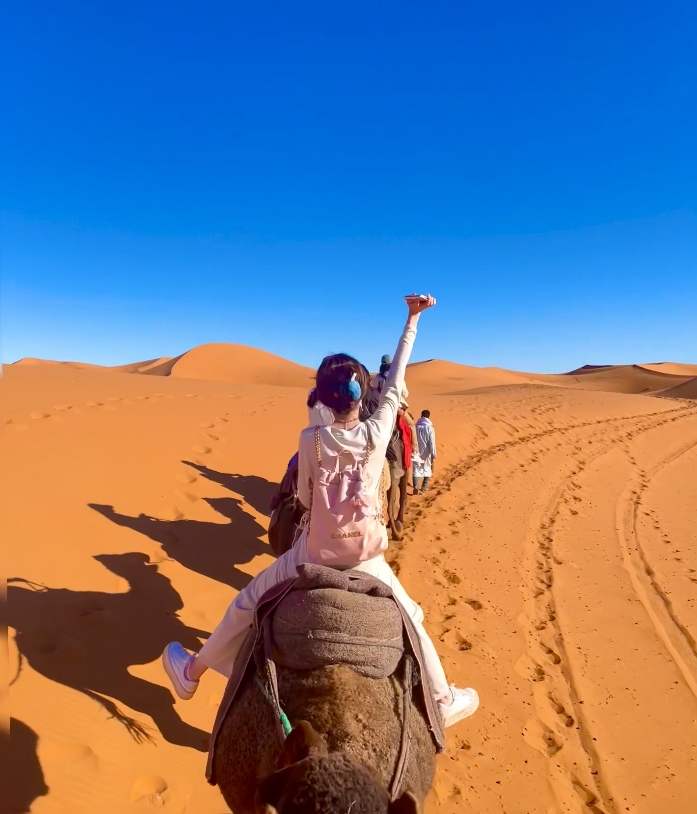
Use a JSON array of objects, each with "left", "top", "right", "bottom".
[
  {"left": 307, "top": 388, "right": 319, "bottom": 409},
  {"left": 316, "top": 353, "right": 370, "bottom": 415},
  {"left": 421, "top": 409, "right": 430, "bottom": 418}
]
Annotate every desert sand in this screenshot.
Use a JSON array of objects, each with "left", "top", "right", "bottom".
[{"left": 5, "top": 347, "right": 697, "bottom": 814}]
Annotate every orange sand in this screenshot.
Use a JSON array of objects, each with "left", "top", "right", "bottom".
[{"left": 5, "top": 346, "right": 697, "bottom": 813}]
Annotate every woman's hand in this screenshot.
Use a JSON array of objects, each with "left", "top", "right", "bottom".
[{"left": 405, "top": 294, "right": 436, "bottom": 320}]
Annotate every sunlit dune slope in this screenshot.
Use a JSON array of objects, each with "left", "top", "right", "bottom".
[
  {"left": 638, "top": 362, "right": 697, "bottom": 377},
  {"left": 528, "top": 364, "right": 695, "bottom": 394},
  {"left": 166, "top": 343, "right": 314, "bottom": 387},
  {"left": 405, "top": 359, "right": 536, "bottom": 393},
  {"left": 11, "top": 345, "right": 315, "bottom": 388}
]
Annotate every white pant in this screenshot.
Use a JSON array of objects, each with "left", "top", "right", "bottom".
[{"left": 198, "top": 533, "right": 452, "bottom": 704}]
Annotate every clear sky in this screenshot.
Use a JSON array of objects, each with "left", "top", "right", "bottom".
[{"left": 2, "top": 1, "right": 695, "bottom": 372}]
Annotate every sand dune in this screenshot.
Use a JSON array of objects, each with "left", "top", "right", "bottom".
[
  {"left": 405, "top": 359, "right": 536, "bottom": 393},
  {"left": 658, "top": 376, "right": 697, "bottom": 400},
  {"left": 113, "top": 357, "right": 179, "bottom": 375},
  {"left": 529, "top": 363, "right": 696, "bottom": 395},
  {"left": 166, "top": 343, "right": 314, "bottom": 387},
  {"left": 5, "top": 353, "right": 697, "bottom": 813},
  {"left": 13, "top": 349, "right": 697, "bottom": 401},
  {"left": 13, "top": 357, "right": 107, "bottom": 371},
  {"left": 10, "top": 344, "right": 314, "bottom": 388},
  {"left": 638, "top": 362, "right": 697, "bottom": 377}
]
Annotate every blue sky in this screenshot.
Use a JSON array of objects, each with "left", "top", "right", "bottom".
[{"left": 2, "top": 1, "right": 695, "bottom": 372}]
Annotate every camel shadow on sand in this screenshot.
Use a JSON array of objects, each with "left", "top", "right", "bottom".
[
  {"left": 8, "top": 553, "right": 210, "bottom": 752},
  {"left": 183, "top": 462, "right": 277, "bottom": 518},
  {"left": 89, "top": 467, "right": 279, "bottom": 592},
  {"left": 6, "top": 718, "right": 48, "bottom": 813}
]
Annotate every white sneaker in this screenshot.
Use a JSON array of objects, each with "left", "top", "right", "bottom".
[
  {"left": 440, "top": 686, "right": 479, "bottom": 728},
  {"left": 163, "top": 642, "right": 199, "bottom": 700}
]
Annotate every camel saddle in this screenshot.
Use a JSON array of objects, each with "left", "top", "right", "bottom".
[{"left": 206, "top": 564, "right": 446, "bottom": 791}]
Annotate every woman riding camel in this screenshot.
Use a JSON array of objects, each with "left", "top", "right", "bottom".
[{"left": 163, "top": 295, "right": 479, "bottom": 728}]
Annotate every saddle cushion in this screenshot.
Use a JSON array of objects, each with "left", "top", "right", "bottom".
[{"left": 271, "top": 586, "right": 405, "bottom": 678}]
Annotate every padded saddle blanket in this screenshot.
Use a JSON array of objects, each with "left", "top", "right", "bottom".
[
  {"left": 206, "top": 564, "right": 445, "bottom": 784},
  {"left": 271, "top": 584, "right": 404, "bottom": 678}
]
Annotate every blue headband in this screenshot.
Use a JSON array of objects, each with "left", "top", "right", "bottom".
[{"left": 342, "top": 380, "right": 362, "bottom": 400}]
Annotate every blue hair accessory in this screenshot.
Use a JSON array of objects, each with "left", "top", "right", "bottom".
[{"left": 343, "top": 379, "right": 362, "bottom": 400}]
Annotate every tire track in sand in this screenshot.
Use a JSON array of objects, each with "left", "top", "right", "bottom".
[
  {"left": 615, "top": 435, "right": 697, "bottom": 700},
  {"left": 517, "top": 406, "right": 697, "bottom": 814},
  {"left": 401, "top": 402, "right": 694, "bottom": 542}
]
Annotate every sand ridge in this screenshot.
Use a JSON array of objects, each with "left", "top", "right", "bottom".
[
  {"left": 527, "top": 364, "right": 696, "bottom": 395},
  {"left": 637, "top": 362, "right": 697, "bottom": 377},
  {"left": 12, "top": 346, "right": 697, "bottom": 400},
  {"left": 4, "top": 353, "right": 697, "bottom": 813}
]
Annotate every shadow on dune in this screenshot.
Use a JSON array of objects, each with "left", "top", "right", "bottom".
[
  {"left": 7, "top": 553, "right": 210, "bottom": 752},
  {"left": 6, "top": 718, "right": 48, "bottom": 813},
  {"left": 90, "top": 493, "right": 272, "bottom": 591},
  {"left": 183, "top": 461, "right": 277, "bottom": 517}
]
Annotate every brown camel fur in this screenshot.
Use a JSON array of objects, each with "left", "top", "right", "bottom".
[{"left": 212, "top": 662, "right": 436, "bottom": 813}]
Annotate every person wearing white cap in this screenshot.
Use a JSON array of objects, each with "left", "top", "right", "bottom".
[{"left": 371, "top": 354, "right": 409, "bottom": 404}]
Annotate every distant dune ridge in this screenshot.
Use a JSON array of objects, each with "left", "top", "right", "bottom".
[
  {"left": 526, "top": 363, "right": 697, "bottom": 396},
  {"left": 10, "top": 345, "right": 696, "bottom": 398},
  {"left": 13, "top": 344, "right": 315, "bottom": 388}
]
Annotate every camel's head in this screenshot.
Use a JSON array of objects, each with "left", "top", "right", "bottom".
[{"left": 255, "top": 721, "right": 420, "bottom": 814}]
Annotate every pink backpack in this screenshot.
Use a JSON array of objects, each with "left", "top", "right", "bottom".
[{"left": 306, "top": 427, "right": 388, "bottom": 566}]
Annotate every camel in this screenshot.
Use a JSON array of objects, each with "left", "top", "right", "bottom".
[
  {"left": 209, "top": 576, "right": 439, "bottom": 813},
  {"left": 212, "top": 664, "right": 435, "bottom": 813}
]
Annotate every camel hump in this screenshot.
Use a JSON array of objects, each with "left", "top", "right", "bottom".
[{"left": 271, "top": 587, "right": 404, "bottom": 678}]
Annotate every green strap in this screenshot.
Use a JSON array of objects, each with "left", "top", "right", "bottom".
[
  {"left": 255, "top": 673, "right": 293, "bottom": 737},
  {"left": 279, "top": 708, "right": 293, "bottom": 737}
]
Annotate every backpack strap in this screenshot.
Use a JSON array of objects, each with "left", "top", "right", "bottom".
[
  {"left": 314, "top": 426, "right": 322, "bottom": 466},
  {"left": 361, "top": 424, "right": 374, "bottom": 468}
]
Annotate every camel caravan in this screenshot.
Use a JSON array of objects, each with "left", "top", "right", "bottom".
[{"left": 163, "top": 296, "right": 477, "bottom": 813}]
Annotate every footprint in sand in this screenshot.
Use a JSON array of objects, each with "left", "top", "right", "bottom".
[
  {"left": 164, "top": 506, "right": 185, "bottom": 521},
  {"left": 201, "top": 422, "right": 215, "bottom": 428},
  {"left": 130, "top": 775, "right": 168, "bottom": 804},
  {"left": 515, "top": 654, "right": 546, "bottom": 682},
  {"left": 175, "top": 471, "right": 197, "bottom": 484},
  {"left": 201, "top": 432, "right": 219, "bottom": 441},
  {"left": 86, "top": 401, "right": 103, "bottom": 407},
  {"left": 30, "top": 411, "right": 51, "bottom": 419},
  {"left": 70, "top": 597, "right": 107, "bottom": 618},
  {"left": 174, "top": 489, "right": 199, "bottom": 503},
  {"left": 523, "top": 718, "right": 563, "bottom": 756},
  {"left": 192, "top": 444, "right": 212, "bottom": 455},
  {"left": 547, "top": 693, "right": 574, "bottom": 727},
  {"left": 438, "top": 626, "right": 473, "bottom": 652},
  {"left": 54, "top": 404, "right": 74, "bottom": 411},
  {"left": 540, "top": 643, "right": 561, "bottom": 664},
  {"left": 107, "top": 396, "right": 122, "bottom": 402}
]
